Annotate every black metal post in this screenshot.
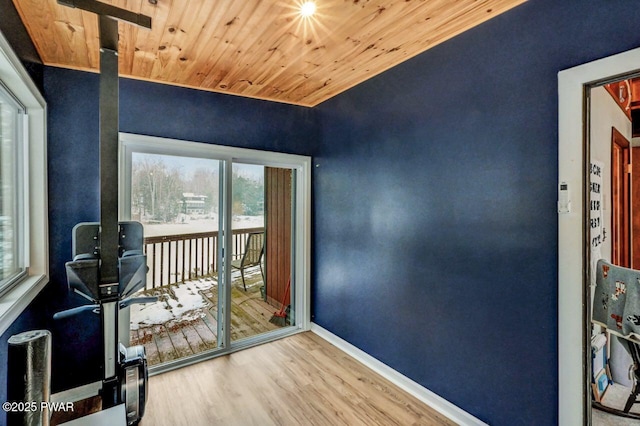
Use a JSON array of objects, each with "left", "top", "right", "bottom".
[
  {"left": 56, "top": 0, "right": 152, "bottom": 411},
  {"left": 98, "top": 15, "right": 119, "bottom": 287}
]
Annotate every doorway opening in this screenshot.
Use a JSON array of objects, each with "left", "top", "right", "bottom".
[
  {"left": 558, "top": 47, "right": 640, "bottom": 425},
  {"left": 588, "top": 79, "right": 640, "bottom": 422}
]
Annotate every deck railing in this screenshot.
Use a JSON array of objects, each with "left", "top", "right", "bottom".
[{"left": 143, "top": 227, "right": 264, "bottom": 290}]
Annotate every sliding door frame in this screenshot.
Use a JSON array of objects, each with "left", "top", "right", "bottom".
[{"left": 119, "top": 132, "right": 312, "bottom": 373}]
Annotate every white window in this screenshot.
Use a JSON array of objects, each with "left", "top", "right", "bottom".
[
  {"left": 0, "top": 30, "right": 48, "bottom": 335},
  {"left": 0, "top": 83, "right": 26, "bottom": 294}
]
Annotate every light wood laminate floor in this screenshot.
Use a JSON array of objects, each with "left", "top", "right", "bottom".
[{"left": 141, "top": 331, "right": 456, "bottom": 426}]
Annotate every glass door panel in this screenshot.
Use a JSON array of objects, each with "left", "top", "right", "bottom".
[
  {"left": 128, "top": 152, "right": 222, "bottom": 366},
  {"left": 230, "top": 164, "right": 294, "bottom": 342}
]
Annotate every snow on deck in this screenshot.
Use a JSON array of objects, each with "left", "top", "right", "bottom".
[{"left": 130, "top": 267, "right": 263, "bottom": 330}]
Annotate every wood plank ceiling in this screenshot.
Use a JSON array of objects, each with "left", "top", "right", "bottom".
[{"left": 12, "top": 0, "right": 526, "bottom": 107}]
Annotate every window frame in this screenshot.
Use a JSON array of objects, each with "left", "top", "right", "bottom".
[
  {"left": 0, "top": 29, "right": 48, "bottom": 335},
  {"left": 0, "top": 82, "right": 28, "bottom": 293},
  {"left": 119, "top": 132, "right": 311, "bottom": 371}
]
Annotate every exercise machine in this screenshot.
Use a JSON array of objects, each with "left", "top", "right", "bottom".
[
  {"left": 53, "top": 1, "right": 154, "bottom": 424},
  {"left": 54, "top": 222, "right": 156, "bottom": 424}
]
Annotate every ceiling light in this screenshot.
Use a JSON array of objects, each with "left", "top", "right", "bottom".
[{"left": 300, "top": 1, "right": 316, "bottom": 18}]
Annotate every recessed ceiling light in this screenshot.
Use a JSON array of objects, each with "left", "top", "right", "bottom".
[{"left": 300, "top": 1, "right": 316, "bottom": 18}]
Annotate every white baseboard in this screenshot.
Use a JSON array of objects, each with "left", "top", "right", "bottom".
[
  {"left": 310, "top": 323, "right": 488, "bottom": 426},
  {"left": 50, "top": 381, "right": 101, "bottom": 404}
]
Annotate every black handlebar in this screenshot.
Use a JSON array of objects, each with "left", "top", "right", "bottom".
[
  {"left": 53, "top": 304, "right": 100, "bottom": 320},
  {"left": 54, "top": 295, "right": 158, "bottom": 320}
]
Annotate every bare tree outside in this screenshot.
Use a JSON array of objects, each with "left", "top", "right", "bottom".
[
  {"left": 132, "top": 158, "right": 184, "bottom": 223},
  {"left": 131, "top": 153, "right": 264, "bottom": 235}
]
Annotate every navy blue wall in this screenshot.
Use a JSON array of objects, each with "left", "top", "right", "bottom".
[
  {"left": 313, "top": 1, "right": 640, "bottom": 425},
  {"left": 4, "top": 0, "right": 640, "bottom": 424}
]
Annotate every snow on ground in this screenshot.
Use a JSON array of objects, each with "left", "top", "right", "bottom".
[
  {"left": 143, "top": 215, "right": 264, "bottom": 237},
  {"left": 130, "top": 267, "right": 263, "bottom": 330}
]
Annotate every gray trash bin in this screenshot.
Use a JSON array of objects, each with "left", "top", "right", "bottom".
[{"left": 7, "top": 330, "right": 52, "bottom": 426}]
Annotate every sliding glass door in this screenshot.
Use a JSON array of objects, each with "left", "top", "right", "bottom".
[
  {"left": 229, "top": 164, "right": 295, "bottom": 344},
  {"left": 126, "top": 152, "right": 223, "bottom": 366},
  {"left": 119, "top": 133, "right": 309, "bottom": 372}
]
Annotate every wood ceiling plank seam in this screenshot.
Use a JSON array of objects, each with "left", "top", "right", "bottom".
[
  {"left": 140, "top": 0, "right": 176, "bottom": 78},
  {"left": 228, "top": 43, "right": 296, "bottom": 97},
  {"left": 268, "top": 31, "right": 350, "bottom": 100},
  {"left": 102, "top": 0, "right": 123, "bottom": 10},
  {"left": 117, "top": 0, "right": 143, "bottom": 14},
  {"left": 54, "top": 4, "right": 93, "bottom": 68},
  {"left": 11, "top": 0, "right": 63, "bottom": 65},
  {"left": 148, "top": 0, "right": 192, "bottom": 81},
  {"left": 332, "top": 0, "right": 497, "bottom": 67},
  {"left": 218, "top": 5, "right": 308, "bottom": 96},
  {"left": 278, "top": 70, "right": 326, "bottom": 102},
  {"left": 194, "top": 0, "right": 267, "bottom": 89},
  {"left": 108, "top": 0, "right": 145, "bottom": 73},
  {"left": 425, "top": 0, "right": 510, "bottom": 37},
  {"left": 49, "top": 0, "right": 85, "bottom": 66},
  {"left": 243, "top": 43, "right": 307, "bottom": 99},
  {"left": 125, "top": 0, "right": 159, "bottom": 76},
  {"left": 228, "top": 32, "right": 304, "bottom": 92},
  {"left": 289, "top": 0, "right": 354, "bottom": 52},
  {"left": 162, "top": 0, "right": 213, "bottom": 83},
  {"left": 318, "top": 0, "right": 420, "bottom": 44},
  {"left": 280, "top": 0, "right": 384, "bottom": 77},
  {"left": 381, "top": 0, "right": 520, "bottom": 57},
  {"left": 238, "top": 1, "right": 365, "bottom": 97},
  {"left": 212, "top": 1, "right": 293, "bottom": 90},
  {"left": 302, "top": 0, "right": 527, "bottom": 105},
  {"left": 130, "top": 0, "right": 172, "bottom": 78},
  {"left": 218, "top": 0, "right": 512, "bottom": 106},
  {"left": 176, "top": 0, "right": 248, "bottom": 87},
  {"left": 324, "top": 0, "right": 496, "bottom": 74},
  {"left": 380, "top": 0, "right": 525, "bottom": 65},
  {"left": 278, "top": 0, "right": 435, "bottom": 97},
  {"left": 79, "top": 10, "right": 100, "bottom": 69},
  {"left": 237, "top": 13, "right": 335, "bottom": 92},
  {"left": 118, "top": 0, "right": 146, "bottom": 76},
  {"left": 195, "top": 1, "right": 277, "bottom": 90},
  {"left": 299, "top": 0, "right": 518, "bottom": 104},
  {"left": 118, "top": 22, "right": 139, "bottom": 75},
  {"left": 257, "top": 47, "right": 324, "bottom": 100},
  {"left": 163, "top": 0, "right": 226, "bottom": 85},
  {"left": 113, "top": 0, "right": 136, "bottom": 11},
  {"left": 306, "top": 0, "right": 457, "bottom": 77},
  {"left": 253, "top": 55, "right": 382, "bottom": 100},
  {"left": 124, "top": 16, "right": 152, "bottom": 75}
]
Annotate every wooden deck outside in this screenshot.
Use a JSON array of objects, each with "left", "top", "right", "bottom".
[{"left": 130, "top": 266, "right": 286, "bottom": 366}]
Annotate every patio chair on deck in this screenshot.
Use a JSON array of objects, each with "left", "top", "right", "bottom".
[{"left": 231, "top": 231, "right": 264, "bottom": 291}]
